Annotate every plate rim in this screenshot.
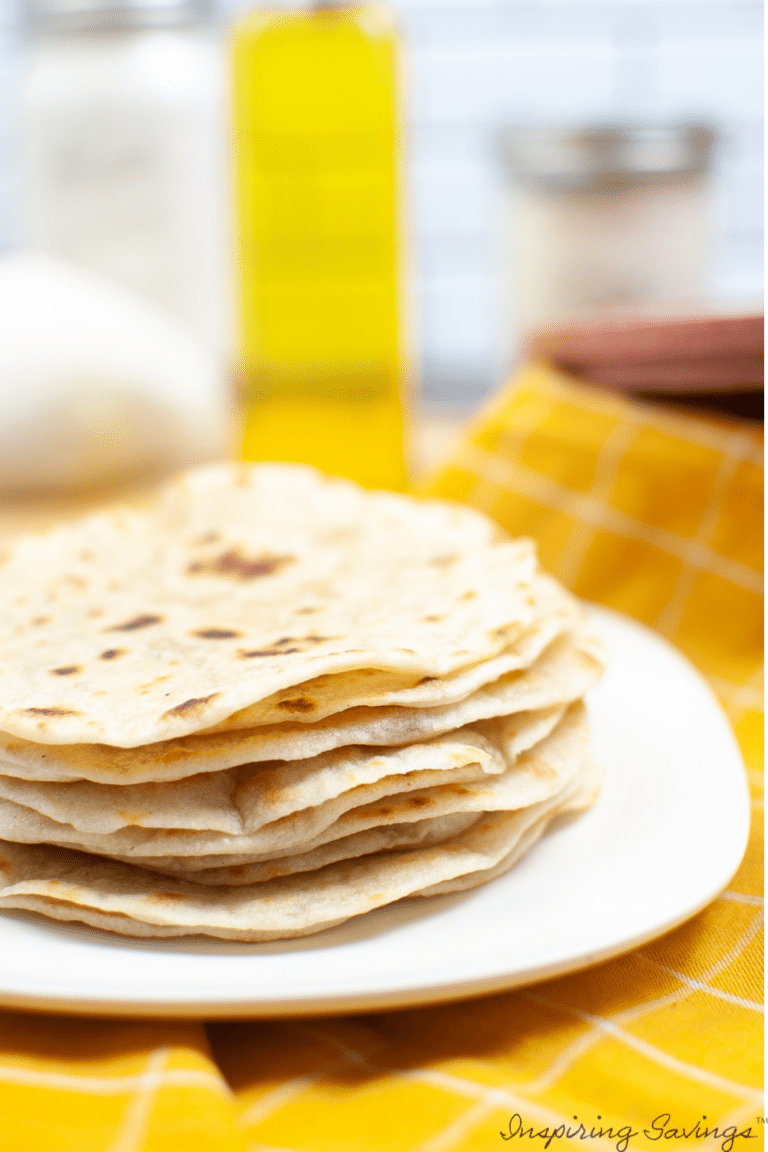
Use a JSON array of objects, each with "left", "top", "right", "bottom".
[{"left": 0, "top": 885, "right": 743, "bottom": 1019}]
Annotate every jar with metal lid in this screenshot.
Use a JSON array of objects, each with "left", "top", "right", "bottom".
[
  {"left": 21, "top": 0, "right": 232, "bottom": 354},
  {"left": 499, "top": 123, "right": 717, "bottom": 345}
]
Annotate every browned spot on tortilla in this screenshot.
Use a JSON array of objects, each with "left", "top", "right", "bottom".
[
  {"left": 150, "top": 891, "right": 185, "bottom": 902},
  {"left": 239, "top": 647, "right": 300, "bottom": 658},
  {"left": 460, "top": 591, "right": 477, "bottom": 601},
  {"left": 408, "top": 796, "right": 432, "bottom": 808},
  {"left": 87, "top": 608, "right": 104, "bottom": 618},
  {"left": 31, "top": 615, "right": 50, "bottom": 626},
  {"left": 422, "top": 615, "right": 444, "bottom": 623},
  {"left": 51, "top": 666, "right": 80, "bottom": 676},
  {"left": 492, "top": 625, "right": 512, "bottom": 640},
  {"left": 295, "top": 606, "right": 317, "bottom": 614},
  {"left": 246, "top": 634, "right": 334, "bottom": 654},
  {"left": 417, "top": 676, "right": 438, "bottom": 685},
  {"left": 23, "top": 707, "right": 82, "bottom": 717},
  {"left": 192, "top": 629, "right": 241, "bottom": 640},
  {"left": 62, "top": 574, "right": 87, "bottom": 590},
  {"left": 138, "top": 676, "right": 171, "bottom": 693},
  {"left": 99, "top": 648, "right": 124, "bottom": 660},
  {"left": 162, "top": 694, "right": 220, "bottom": 720},
  {"left": 526, "top": 595, "right": 535, "bottom": 606},
  {"left": 187, "top": 549, "right": 294, "bottom": 582},
  {"left": 430, "top": 554, "right": 458, "bottom": 567},
  {"left": 376, "top": 806, "right": 394, "bottom": 817},
  {"left": 194, "top": 531, "right": 220, "bottom": 546},
  {"left": 109, "top": 614, "right": 163, "bottom": 632},
  {"left": 276, "top": 697, "right": 316, "bottom": 714}
]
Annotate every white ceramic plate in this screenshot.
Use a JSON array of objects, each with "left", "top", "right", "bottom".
[{"left": 0, "top": 606, "right": 750, "bottom": 1018}]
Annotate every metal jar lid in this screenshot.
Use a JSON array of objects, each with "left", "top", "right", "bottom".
[
  {"left": 28, "top": 0, "right": 209, "bottom": 34},
  {"left": 499, "top": 123, "right": 717, "bottom": 192}
]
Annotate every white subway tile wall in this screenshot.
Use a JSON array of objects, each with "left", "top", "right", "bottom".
[
  {"left": 388, "top": 0, "right": 763, "bottom": 405},
  {"left": 1, "top": 0, "right": 762, "bottom": 406}
]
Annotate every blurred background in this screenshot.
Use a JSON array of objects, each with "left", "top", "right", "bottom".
[
  {"left": 0, "top": 0, "right": 762, "bottom": 501},
  {"left": 0, "top": 0, "right": 762, "bottom": 407}
]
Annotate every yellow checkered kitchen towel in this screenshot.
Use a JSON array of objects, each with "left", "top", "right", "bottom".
[{"left": 1, "top": 363, "right": 762, "bottom": 1152}]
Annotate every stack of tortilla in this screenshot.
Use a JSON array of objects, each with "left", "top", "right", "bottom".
[{"left": 0, "top": 464, "right": 604, "bottom": 941}]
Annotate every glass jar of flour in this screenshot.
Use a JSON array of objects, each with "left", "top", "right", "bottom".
[{"left": 21, "top": 0, "right": 232, "bottom": 355}]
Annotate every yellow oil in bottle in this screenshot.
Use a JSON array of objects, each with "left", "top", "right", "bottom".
[{"left": 231, "top": 3, "right": 407, "bottom": 489}]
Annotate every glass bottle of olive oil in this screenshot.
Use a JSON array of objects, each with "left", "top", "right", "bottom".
[{"left": 231, "top": 3, "right": 407, "bottom": 489}]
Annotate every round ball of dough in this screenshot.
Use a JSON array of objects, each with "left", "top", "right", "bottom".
[{"left": 0, "top": 253, "right": 232, "bottom": 492}]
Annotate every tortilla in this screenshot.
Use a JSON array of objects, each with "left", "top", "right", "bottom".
[
  {"left": 145, "top": 744, "right": 599, "bottom": 887},
  {"left": 0, "top": 703, "right": 588, "bottom": 863},
  {"left": 0, "top": 463, "right": 605, "bottom": 943},
  {"left": 0, "top": 729, "right": 505, "bottom": 836},
  {"left": 151, "top": 812, "right": 483, "bottom": 885},
  {"left": 0, "top": 464, "right": 547, "bottom": 747},
  {"left": 0, "top": 751, "right": 597, "bottom": 940},
  {"left": 0, "top": 627, "right": 602, "bottom": 785},
  {"left": 416, "top": 754, "right": 603, "bottom": 896},
  {"left": 196, "top": 573, "right": 581, "bottom": 732}
]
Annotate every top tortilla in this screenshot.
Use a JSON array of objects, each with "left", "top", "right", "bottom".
[
  {"left": 196, "top": 570, "right": 580, "bottom": 732},
  {"left": 0, "top": 464, "right": 544, "bottom": 747}
]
